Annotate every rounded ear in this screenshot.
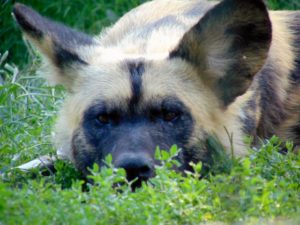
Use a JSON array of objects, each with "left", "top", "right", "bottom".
[
  {"left": 170, "top": 0, "right": 272, "bottom": 106},
  {"left": 13, "top": 3, "right": 97, "bottom": 88}
]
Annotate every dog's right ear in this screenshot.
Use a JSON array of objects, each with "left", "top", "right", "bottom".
[
  {"left": 13, "top": 3, "right": 97, "bottom": 88},
  {"left": 170, "top": 0, "right": 272, "bottom": 106}
]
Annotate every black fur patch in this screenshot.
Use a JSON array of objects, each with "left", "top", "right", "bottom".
[
  {"left": 257, "top": 65, "right": 288, "bottom": 137},
  {"left": 218, "top": 64, "right": 254, "bottom": 106},
  {"left": 127, "top": 61, "right": 145, "bottom": 107},
  {"left": 226, "top": 22, "right": 272, "bottom": 53},
  {"left": 54, "top": 44, "right": 88, "bottom": 67},
  {"left": 242, "top": 115, "right": 256, "bottom": 136},
  {"left": 241, "top": 98, "right": 257, "bottom": 135},
  {"left": 180, "top": 140, "right": 211, "bottom": 173},
  {"left": 291, "top": 122, "right": 300, "bottom": 137}
]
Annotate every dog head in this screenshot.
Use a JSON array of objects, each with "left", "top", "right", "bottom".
[{"left": 13, "top": 0, "right": 271, "bottom": 184}]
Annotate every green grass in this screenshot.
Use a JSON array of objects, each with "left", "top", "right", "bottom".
[
  {"left": 267, "top": 0, "right": 300, "bottom": 10},
  {"left": 1, "top": 139, "right": 300, "bottom": 224},
  {"left": 1, "top": 0, "right": 300, "bottom": 224}
]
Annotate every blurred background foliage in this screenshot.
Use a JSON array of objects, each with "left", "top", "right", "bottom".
[
  {"left": 267, "top": 0, "right": 300, "bottom": 10},
  {"left": 0, "top": 0, "right": 145, "bottom": 66},
  {"left": 0, "top": 0, "right": 299, "bottom": 66}
]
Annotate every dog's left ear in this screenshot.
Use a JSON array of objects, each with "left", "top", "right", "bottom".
[
  {"left": 13, "top": 3, "right": 97, "bottom": 88},
  {"left": 170, "top": 0, "right": 272, "bottom": 106}
]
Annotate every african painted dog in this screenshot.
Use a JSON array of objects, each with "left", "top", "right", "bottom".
[{"left": 13, "top": 0, "right": 300, "bottom": 184}]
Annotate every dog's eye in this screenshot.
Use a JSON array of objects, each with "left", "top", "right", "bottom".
[
  {"left": 98, "top": 114, "right": 110, "bottom": 124},
  {"left": 95, "top": 109, "right": 122, "bottom": 126},
  {"left": 97, "top": 112, "right": 120, "bottom": 125},
  {"left": 162, "top": 110, "right": 179, "bottom": 122},
  {"left": 150, "top": 108, "right": 181, "bottom": 123}
]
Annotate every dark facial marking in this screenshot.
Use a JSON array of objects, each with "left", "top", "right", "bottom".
[
  {"left": 79, "top": 96, "right": 194, "bottom": 177},
  {"left": 72, "top": 129, "right": 98, "bottom": 175},
  {"left": 127, "top": 61, "right": 145, "bottom": 107}
]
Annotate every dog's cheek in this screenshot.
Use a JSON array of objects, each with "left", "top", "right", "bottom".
[{"left": 71, "top": 129, "right": 100, "bottom": 175}]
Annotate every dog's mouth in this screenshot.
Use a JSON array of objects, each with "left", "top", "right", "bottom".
[
  {"left": 125, "top": 168, "right": 155, "bottom": 191},
  {"left": 111, "top": 175, "right": 151, "bottom": 192},
  {"left": 128, "top": 177, "right": 147, "bottom": 191}
]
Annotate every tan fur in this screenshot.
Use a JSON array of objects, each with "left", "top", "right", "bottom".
[{"left": 267, "top": 12, "right": 296, "bottom": 101}]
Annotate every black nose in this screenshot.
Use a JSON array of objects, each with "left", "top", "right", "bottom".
[{"left": 115, "top": 153, "right": 154, "bottom": 182}]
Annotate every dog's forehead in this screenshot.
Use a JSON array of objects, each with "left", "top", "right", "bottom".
[
  {"left": 76, "top": 51, "right": 184, "bottom": 102},
  {"left": 73, "top": 50, "right": 212, "bottom": 116},
  {"left": 91, "top": 48, "right": 170, "bottom": 62}
]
